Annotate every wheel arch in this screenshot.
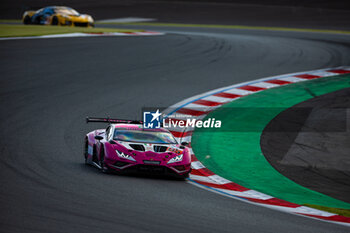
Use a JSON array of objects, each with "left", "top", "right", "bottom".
[{"left": 50, "top": 15, "right": 60, "bottom": 25}]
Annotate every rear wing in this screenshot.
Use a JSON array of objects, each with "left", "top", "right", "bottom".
[{"left": 86, "top": 117, "right": 143, "bottom": 125}]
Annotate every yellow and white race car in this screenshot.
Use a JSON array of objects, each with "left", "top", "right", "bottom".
[{"left": 23, "top": 6, "right": 94, "bottom": 27}]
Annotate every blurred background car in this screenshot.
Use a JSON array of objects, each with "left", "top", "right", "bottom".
[{"left": 22, "top": 6, "right": 94, "bottom": 27}]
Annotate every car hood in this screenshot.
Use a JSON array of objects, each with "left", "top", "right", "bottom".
[{"left": 113, "top": 140, "right": 184, "bottom": 159}]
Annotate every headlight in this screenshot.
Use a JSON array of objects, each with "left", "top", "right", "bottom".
[
  {"left": 116, "top": 150, "right": 136, "bottom": 162},
  {"left": 168, "top": 154, "right": 183, "bottom": 164}
]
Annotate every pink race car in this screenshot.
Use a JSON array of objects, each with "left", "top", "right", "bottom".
[{"left": 84, "top": 117, "right": 192, "bottom": 178}]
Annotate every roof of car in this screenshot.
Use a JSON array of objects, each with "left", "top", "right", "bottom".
[
  {"left": 113, "top": 124, "right": 169, "bottom": 132},
  {"left": 47, "top": 6, "right": 71, "bottom": 9}
]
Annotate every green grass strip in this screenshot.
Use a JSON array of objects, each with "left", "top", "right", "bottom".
[
  {"left": 97, "top": 21, "right": 350, "bottom": 35},
  {"left": 0, "top": 19, "right": 22, "bottom": 23},
  {"left": 0, "top": 24, "right": 143, "bottom": 37},
  {"left": 191, "top": 75, "right": 350, "bottom": 210}
]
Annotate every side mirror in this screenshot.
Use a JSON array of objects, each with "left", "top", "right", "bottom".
[
  {"left": 181, "top": 142, "right": 189, "bottom": 146},
  {"left": 94, "top": 135, "right": 103, "bottom": 141}
]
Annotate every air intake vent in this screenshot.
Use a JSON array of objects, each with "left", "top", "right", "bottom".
[
  {"left": 154, "top": 146, "right": 168, "bottom": 152},
  {"left": 129, "top": 144, "right": 145, "bottom": 151}
]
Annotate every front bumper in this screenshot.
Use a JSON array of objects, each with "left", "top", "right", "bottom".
[
  {"left": 62, "top": 19, "right": 94, "bottom": 27},
  {"left": 106, "top": 159, "right": 191, "bottom": 177}
]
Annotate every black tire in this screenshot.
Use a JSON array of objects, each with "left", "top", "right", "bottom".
[
  {"left": 84, "top": 138, "right": 89, "bottom": 164},
  {"left": 88, "top": 23, "right": 94, "bottom": 28},
  {"left": 23, "top": 16, "right": 31, "bottom": 25},
  {"left": 177, "top": 172, "right": 190, "bottom": 179},
  {"left": 183, "top": 168, "right": 192, "bottom": 179},
  {"left": 99, "top": 147, "right": 110, "bottom": 174},
  {"left": 51, "top": 16, "right": 59, "bottom": 26},
  {"left": 33, "top": 16, "right": 40, "bottom": 25}
]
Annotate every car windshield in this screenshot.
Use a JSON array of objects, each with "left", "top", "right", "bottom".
[
  {"left": 54, "top": 7, "right": 79, "bottom": 16},
  {"left": 113, "top": 130, "right": 177, "bottom": 144}
]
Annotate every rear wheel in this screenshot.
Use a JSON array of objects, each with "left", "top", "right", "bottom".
[
  {"left": 51, "top": 16, "right": 59, "bottom": 26},
  {"left": 23, "top": 16, "right": 31, "bottom": 24},
  {"left": 84, "top": 138, "right": 89, "bottom": 164}
]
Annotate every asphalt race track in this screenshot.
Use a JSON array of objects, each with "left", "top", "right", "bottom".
[{"left": 1, "top": 26, "right": 350, "bottom": 233}]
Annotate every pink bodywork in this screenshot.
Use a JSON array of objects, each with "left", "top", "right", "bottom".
[{"left": 85, "top": 124, "right": 192, "bottom": 176}]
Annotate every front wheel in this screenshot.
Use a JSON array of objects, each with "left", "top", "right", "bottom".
[
  {"left": 99, "top": 148, "right": 110, "bottom": 174},
  {"left": 177, "top": 172, "right": 190, "bottom": 179},
  {"left": 51, "top": 16, "right": 59, "bottom": 25}
]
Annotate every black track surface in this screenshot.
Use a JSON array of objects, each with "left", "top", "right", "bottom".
[
  {"left": 1, "top": 27, "right": 350, "bottom": 232},
  {"left": 261, "top": 87, "right": 350, "bottom": 203}
]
